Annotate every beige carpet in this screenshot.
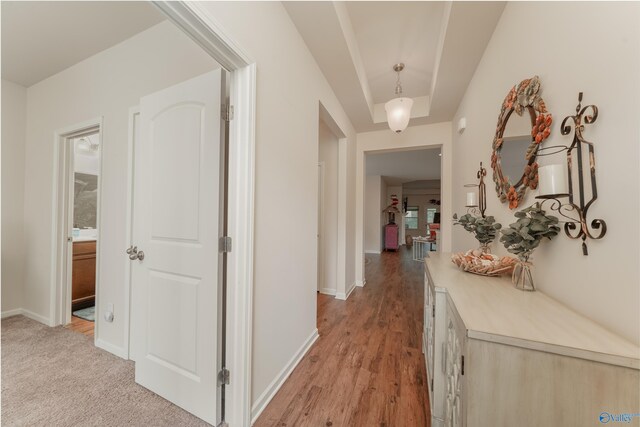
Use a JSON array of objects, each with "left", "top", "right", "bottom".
[{"left": 1, "top": 315, "right": 210, "bottom": 426}]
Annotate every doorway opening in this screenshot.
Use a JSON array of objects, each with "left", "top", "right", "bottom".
[
  {"left": 38, "top": 2, "right": 256, "bottom": 425},
  {"left": 315, "top": 102, "right": 349, "bottom": 303},
  {"left": 68, "top": 132, "right": 101, "bottom": 338},
  {"left": 364, "top": 147, "right": 443, "bottom": 264},
  {"left": 317, "top": 119, "right": 339, "bottom": 297},
  {"left": 55, "top": 123, "right": 102, "bottom": 340}
]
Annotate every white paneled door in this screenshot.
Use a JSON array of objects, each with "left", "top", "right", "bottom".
[{"left": 131, "top": 69, "right": 225, "bottom": 425}]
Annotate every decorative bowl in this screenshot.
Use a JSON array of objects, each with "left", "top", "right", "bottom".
[{"left": 451, "top": 250, "right": 517, "bottom": 277}]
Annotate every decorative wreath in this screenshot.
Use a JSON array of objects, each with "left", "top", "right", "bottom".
[{"left": 491, "top": 76, "right": 552, "bottom": 210}]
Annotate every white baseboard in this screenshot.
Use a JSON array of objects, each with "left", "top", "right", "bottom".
[
  {"left": 355, "top": 280, "right": 366, "bottom": 287},
  {"left": 1, "top": 308, "right": 23, "bottom": 319},
  {"left": 96, "top": 339, "right": 128, "bottom": 360},
  {"left": 336, "top": 282, "right": 356, "bottom": 300},
  {"left": 318, "top": 287, "right": 336, "bottom": 296},
  {"left": 4, "top": 308, "right": 52, "bottom": 325},
  {"left": 346, "top": 282, "right": 356, "bottom": 298},
  {"left": 364, "top": 250, "right": 381, "bottom": 254},
  {"left": 1, "top": 308, "right": 22, "bottom": 319},
  {"left": 251, "top": 328, "right": 319, "bottom": 424}
]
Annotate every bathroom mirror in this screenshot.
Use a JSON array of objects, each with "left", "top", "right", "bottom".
[
  {"left": 491, "top": 76, "right": 552, "bottom": 209},
  {"left": 74, "top": 173, "right": 98, "bottom": 228}
]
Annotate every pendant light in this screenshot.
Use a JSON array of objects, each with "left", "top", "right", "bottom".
[{"left": 384, "top": 63, "right": 413, "bottom": 133}]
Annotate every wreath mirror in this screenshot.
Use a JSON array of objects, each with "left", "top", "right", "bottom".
[{"left": 491, "top": 76, "right": 552, "bottom": 209}]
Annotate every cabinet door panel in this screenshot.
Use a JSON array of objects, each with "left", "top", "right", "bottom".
[
  {"left": 72, "top": 250, "right": 96, "bottom": 310},
  {"left": 445, "top": 298, "right": 465, "bottom": 427}
]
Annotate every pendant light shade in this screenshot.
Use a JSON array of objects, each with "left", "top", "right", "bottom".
[
  {"left": 385, "top": 63, "right": 413, "bottom": 133},
  {"left": 385, "top": 97, "right": 413, "bottom": 133}
]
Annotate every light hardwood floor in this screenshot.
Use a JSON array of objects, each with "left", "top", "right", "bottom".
[
  {"left": 254, "top": 247, "right": 430, "bottom": 427},
  {"left": 65, "top": 316, "right": 94, "bottom": 338}
]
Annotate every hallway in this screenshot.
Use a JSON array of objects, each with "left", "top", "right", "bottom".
[{"left": 255, "top": 248, "right": 430, "bottom": 426}]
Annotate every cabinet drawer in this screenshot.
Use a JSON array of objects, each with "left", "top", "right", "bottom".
[{"left": 73, "top": 241, "right": 96, "bottom": 256}]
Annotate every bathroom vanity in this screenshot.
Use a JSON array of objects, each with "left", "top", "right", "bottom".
[
  {"left": 423, "top": 253, "right": 640, "bottom": 427},
  {"left": 72, "top": 240, "right": 96, "bottom": 310}
]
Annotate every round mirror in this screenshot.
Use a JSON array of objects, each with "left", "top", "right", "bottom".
[
  {"left": 491, "top": 76, "right": 552, "bottom": 209},
  {"left": 499, "top": 108, "right": 535, "bottom": 187}
]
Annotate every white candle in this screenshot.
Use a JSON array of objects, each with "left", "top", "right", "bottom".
[
  {"left": 466, "top": 191, "right": 478, "bottom": 207},
  {"left": 539, "top": 164, "right": 568, "bottom": 196}
]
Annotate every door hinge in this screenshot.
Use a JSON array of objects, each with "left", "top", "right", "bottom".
[
  {"left": 432, "top": 304, "right": 435, "bottom": 317},
  {"left": 218, "top": 367, "right": 230, "bottom": 385},
  {"left": 222, "top": 104, "right": 234, "bottom": 122},
  {"left": 461, "top": 355, "right": 465, "bottom": 376},
  {"left": 219, "top": 236, "right": 232, "bottom": 253},
  {"left": 431, "top": 378, "right": 434, "bottom": 391}
]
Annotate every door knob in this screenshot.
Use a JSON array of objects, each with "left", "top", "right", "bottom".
[{"left": 126, "top": 245, "right": 144, "bottom": 261}]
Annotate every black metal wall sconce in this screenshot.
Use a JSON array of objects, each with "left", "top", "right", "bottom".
[
  {"left": 535, "top": 92, "right": 607, "bottom": 255},
  {"left": 465, "top": 162, "right": 487, "bottom": 218}
]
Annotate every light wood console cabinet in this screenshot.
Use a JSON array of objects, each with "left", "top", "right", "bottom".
[{"left": 423, "top": 253, "right": 640, "bottom": 427}]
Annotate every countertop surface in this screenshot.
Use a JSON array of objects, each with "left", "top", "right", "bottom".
[
  {"left": 425, "top": 252, "right": 640, "bottom": 369},
  {"left": 73, "top": 237, "right": 97, "bottom": 242}
]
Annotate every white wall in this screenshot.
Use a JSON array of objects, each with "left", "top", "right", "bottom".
[
  {"left": 195, "top": 2, "right": 358, "bottom": 415},
  {"left": 318, "top": 120, "right": 338, "bottom": 295},
  {"left": 21, "top": 21, "right": 220, "bottom": 348},
  {"left": 364, "top": 175, "right": 382, "bottom": 253},
  {"left": 355, "top": 122, "right": 452, "bottom": 285},
  {"left": 1, "top": 79, "right": 27, "bottom": 314},
  {"left": 452, "top": 2, "right": 640, "bottom": 345}
]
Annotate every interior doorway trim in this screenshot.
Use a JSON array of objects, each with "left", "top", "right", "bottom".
[
  {"left": 51, "top": 117, "right": 103, "bottom": 336},
  {"left": 355, "top": 142, "right": 452, "bottom": 286},
  {"left": 318, "top": 103, "right": 349, "bottom": 300},
  {"left": 153, "top": 2, "right": 256, "bottom": 426},
  {"left": 124, "top": 106, "right": 140, "bottom": 361}
]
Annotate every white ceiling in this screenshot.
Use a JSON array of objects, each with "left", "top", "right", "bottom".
[
  {"left": 1, "top": 1, "right": 166, "bottom": 87},
  {"left": 366, "top": 148, "right": 441, "bottom": 185},
  {"left": 284, "top": 1, "right": 506, "bottom": 132},
  {"left": 345, "top": 2, "right": 445, "bottom": 104}
]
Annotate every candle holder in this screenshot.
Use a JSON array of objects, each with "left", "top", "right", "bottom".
[
  {"left": 535, "top": 92, "right": 607, "bottom": 255},
  {"left": 465, "top": 162, "right": 487, "bottom": 218}
]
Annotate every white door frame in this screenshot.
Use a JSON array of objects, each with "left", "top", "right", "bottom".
[
  {"left": 355, "top": 143, "right": 452, "bottom": 286},
  {"left": 317, "top": 162, "right": 326, "bottom": 294},
  {"left": 124, "top": 106, "right": 140, "bottom": 361},
  {"left": 51, "top": 118, "right": 103, "bottom": 337},
  {"left": 150, "top": 3, "right": 256, "bottom": 425},
  {"left": 48, "top": 2, "right": 256, "bottom": 424},
  {"left": 318, "top": 103, "right": 349, "bottom": 299}
]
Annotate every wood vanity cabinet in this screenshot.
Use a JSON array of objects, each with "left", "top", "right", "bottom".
[
  {"left": 423, "top": 253, "right": 640, "bottom": 427},
  {"left": 72, "top": 241, "right": 96, "bottom": 310}
]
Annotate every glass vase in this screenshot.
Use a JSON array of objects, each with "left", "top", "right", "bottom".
[
  {"left": 512, "top": 258, "right": 535, "bottom": 291},
  {"left": 479, "top": 243, "right": 491, "bottom": 254}
]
